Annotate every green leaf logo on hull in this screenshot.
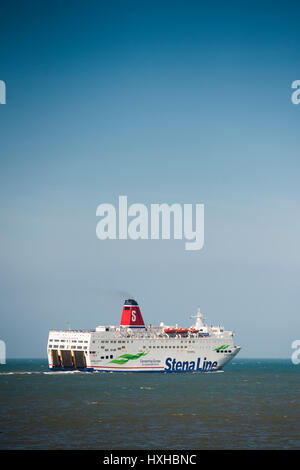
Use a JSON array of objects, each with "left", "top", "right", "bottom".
[
  {"left": 110, "top": 352, "right": 148, "bottom": 365},
  {"left": 214, "top": 345, "right": 230, "bottom": 352}
]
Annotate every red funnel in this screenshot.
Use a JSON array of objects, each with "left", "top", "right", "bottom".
[{"left": 120, "top": 299, "right": 145, "bottom": 328}]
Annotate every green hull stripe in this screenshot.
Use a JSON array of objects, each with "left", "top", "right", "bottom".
[
  {"left": 110, "top": 352, "right": 148, "bottom": 365},
  {"left": 214, "top": 344, "right": 230, "bottom": 352}
]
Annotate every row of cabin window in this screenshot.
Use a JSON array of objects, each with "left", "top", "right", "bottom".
[
  {"left": 49, "top": 339, "right": 88, "bottom": 343},
  {"left": 51, "top": 345, "right": 87, "bottom": 350},
  {"left": 91, "top": 339, "right": 196, "bottom": 344},
  {"left": 92, "top": 340, "right": 126, "bottom": 344},
  {"left": 144, "top": 345, "right": 188, "bottom": 349}
]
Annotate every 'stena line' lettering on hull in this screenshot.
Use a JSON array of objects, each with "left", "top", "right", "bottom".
[{"left": 165, "top": 357, "right": 218, "bottom": 372}]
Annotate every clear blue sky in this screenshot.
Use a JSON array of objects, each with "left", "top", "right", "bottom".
[{"left": 0, "top": 0, "right": 300, "bottom": 358}]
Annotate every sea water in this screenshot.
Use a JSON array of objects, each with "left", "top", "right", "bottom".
[{"left": 0, "top": 359, "right": 299, "bottom": 449}]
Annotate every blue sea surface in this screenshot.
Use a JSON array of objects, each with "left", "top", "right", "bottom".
[{"left": 0, "top": 359, "right": 299, "bottom": 449}]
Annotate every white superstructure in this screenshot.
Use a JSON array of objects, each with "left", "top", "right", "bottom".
[{"left": 47, "top": 300, "right": 241, "bottom": 372}]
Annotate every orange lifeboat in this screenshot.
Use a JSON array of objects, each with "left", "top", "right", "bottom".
[
  {"left": 189, "top": 328, "right": 199, "bottom": 334},
  {"left": 176, "top": 328, "right": 189, "bottom": 335},
  {"left": 164, "top": 328, "right": 177, "bottom": 335}
]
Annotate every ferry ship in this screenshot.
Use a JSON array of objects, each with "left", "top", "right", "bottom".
[{"left": 47, "top": 299, "right": 241, "bottom": 372}]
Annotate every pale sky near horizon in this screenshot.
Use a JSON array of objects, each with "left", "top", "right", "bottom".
[{"left": 0, "top": 1, "right": 300, "bottom": 358}]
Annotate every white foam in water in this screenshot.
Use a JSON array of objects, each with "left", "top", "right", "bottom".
[
  {"left": 43, "top": 370, "right": 83, "bottom": 375},
  {"left": 0, "top": 371, "right": 37, "bottom": 375}
]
